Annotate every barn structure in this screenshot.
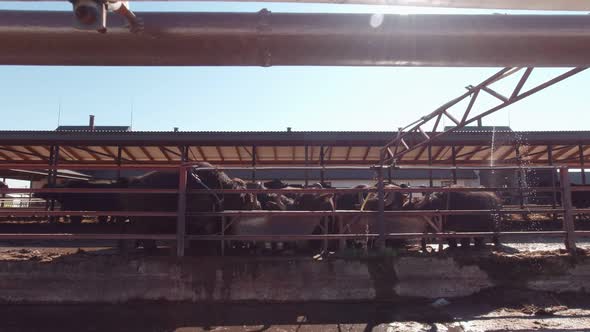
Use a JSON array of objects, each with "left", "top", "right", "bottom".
[
  {"left": 0, "top": 4, "right": 589, "bottom": 256},
  {"left": 0, "top": 125, "right": 588, "bottom": 184}
]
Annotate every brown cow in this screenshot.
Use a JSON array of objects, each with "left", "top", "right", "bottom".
[
  {"left": 337, "top": 183, "right": 430, "bottom": 249},
  {"left": 233, "top": 182, "right": 335, "bottom": 252},
  {"left": 413, "top": 187, "right": 502, "bottom": 248}
]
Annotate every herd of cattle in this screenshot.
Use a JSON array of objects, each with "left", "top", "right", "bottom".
[
  {"left": 20, "top": 162, "right": 506, "bottom": 252},
  {"left": 2, "top": 162, "right": 589, "bottom": 253}
]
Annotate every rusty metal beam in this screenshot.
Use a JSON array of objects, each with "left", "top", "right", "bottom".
[
  {"left": 383, "top": 67, "right": 586, "bottom": 165},
  {"left": 3, "top": 11, "right": 590, "bottom": 67}
]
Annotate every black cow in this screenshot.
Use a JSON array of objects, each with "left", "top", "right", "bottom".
[
  {"left": 413, "top": 188, "right": 502, "bottom": 248},
  {"left": 121, "top": 162, "right": 260, "bottom": 250},
  {"left": 35, "top": 179, "right": 128, "bottom": 224}
]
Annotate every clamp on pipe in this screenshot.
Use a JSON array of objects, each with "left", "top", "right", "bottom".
[
  {"left": 69, "top": 0, "right": 143, "bottom": 33},
  {"left": 257, "top": 8, "right": 272, "bottom": 67}
]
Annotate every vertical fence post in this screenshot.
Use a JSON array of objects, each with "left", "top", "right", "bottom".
[
  {"left": 376, "top": 153, "right": 386, "bottom": 249},
  {"left": 304, "top": 145, "right": 309, "bottom": 187},
  {"left": 579, "top": 144, "right": 586, "bottom": 185},
  {"left": 560, "top": 167, "right": 577, "bottom": 253},
  {"left": 548, "top": 145, "right": 558, "bottom": 221},
  {"left": 47, "top": 145, "right": 60, "bottom": 221},
  {"left": 451, "top": 145, "right": 457, "bottom": 185},
  {"left": 0, "top": 177, "right": 5, "bottom": 208},
  {"left": 176, "top": 165, "right": 188, "bottom": 257},
  {"left": 117, "top": 146, "right": 123, "bottom": 179},
  {"left": 221, "top": 216, "right": 226, "bottom": 256},
  {"left": 428, "top": 144, "right": 433, "bottom": 187},
  {"left": 320, "top": 145, "right": 325, "bottom": 184},
  {"left": 515, "top": 144, "right": 524, "bottom": 208},
  {"left": 251, "top": 145, "right": 257, "bottom": 182}
]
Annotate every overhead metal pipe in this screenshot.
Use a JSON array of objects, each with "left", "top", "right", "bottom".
[
  {"left": 8, "top": 0, "right": 590, "bottom": 12},
  {"left": 2, "top": 10, "right": 590, "bottom": 66}
]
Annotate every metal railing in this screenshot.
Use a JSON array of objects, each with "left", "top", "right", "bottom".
[{"left": 0, "top": 163, "right": 584, "bottom": 256}]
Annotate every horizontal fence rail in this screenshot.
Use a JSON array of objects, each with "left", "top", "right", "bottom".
[{"left": 0, "top": 162, "right": 585, "bottom": 256}]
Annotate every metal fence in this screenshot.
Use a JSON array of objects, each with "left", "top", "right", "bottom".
[{"left": 0, "top": 162, "right": 586, "bottom": 256}]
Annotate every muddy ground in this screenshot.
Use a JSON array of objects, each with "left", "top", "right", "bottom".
[
  {"left": 1, "top": 217, "right": 590, "bottom": 331},
  {"left": 0, "top": 289, "right": 589, "bottom": 332}
]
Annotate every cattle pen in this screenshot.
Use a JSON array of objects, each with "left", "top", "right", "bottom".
[{"left": 0, "top": 130, "right": 588, "bottom": 257}]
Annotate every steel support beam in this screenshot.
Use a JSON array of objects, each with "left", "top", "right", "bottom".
[
  {"left": 176, "top": 165, "right": 188, "bottom": 257},
  {"left": 3, "top": 12, "right": 590, "bottom": 66},
  {"left": 560, "top": 167, "right": 577, "bottom": 253},
  {"left": 382, "top": 67, "right": 586, "bottom": 165},
  {"left": 580, "top": 144, "right": 587, "bottom": 185}
]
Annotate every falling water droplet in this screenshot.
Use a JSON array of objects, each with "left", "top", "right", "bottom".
[{"left": 370, "top": 13, "right": 384, "bottom": 28}]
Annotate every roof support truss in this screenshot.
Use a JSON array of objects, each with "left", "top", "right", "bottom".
[{"left": 382, "top": 67, "right": 586, "bottom": 165}]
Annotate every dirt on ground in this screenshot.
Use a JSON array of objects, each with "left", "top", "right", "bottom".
[{"left": 0, "top": 289, "right": 589, "bottom": 332}]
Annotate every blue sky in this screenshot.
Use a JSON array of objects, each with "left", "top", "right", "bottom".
[{"left": 0, "top": 2, "right": 587, "bottom": 132}]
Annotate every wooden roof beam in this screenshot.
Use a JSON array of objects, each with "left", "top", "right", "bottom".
[
  {"left": 459, "top": 146, "right": 490, "bottom": 161},
  {"left": 431, "top": 146, "right": 448, "bottom": 161},
  {"left": 234, "top": 146, "right": 243, "bottom": 162},
  {"left": 413, "top": 145, "right": 428, "bottom": 161},
  {"left": 196, "top": 146, "right": 207, "bottom": 161},
  {"left": 158, "top": 146, "right": 172, "bottom": 162},
  {"left": 552, "top": 145, "right": 578, "bottom": 160},
  {"left": 496, "top": 146, "right": 517, "bottom": 162},
  {"left": 0, "top": 150, "right": 11, "bottom": 160},
  {"left": 345, "top": 146, "right": 352, "bottom": 161},
  {"left": 22, "top": 146, "right": 48, "bottom": 161},
  {"left": 215, "top": 146, "right": 225, "bottom": 162},
  {"left": 362, "top": 147, "right": 371, "bottom": 161},
  {"left": 0, "top": 146, "right": 31, "bottom": 161},
  {"left": 99, "top": 146, "right": 117, "bottom": 159},
  {"left": 139, "top": 146, "right": 155, "bottom": 161}
]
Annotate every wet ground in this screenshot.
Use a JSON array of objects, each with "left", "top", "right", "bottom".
[
  {"left": 1, "top": 289, "right": 589, "bottom": 332},
  {"left": 0, "top": 239, "right": 589, "bottom": 332},
  {"left": 1, "top": 234, "right": 589, "bottom": 261}
]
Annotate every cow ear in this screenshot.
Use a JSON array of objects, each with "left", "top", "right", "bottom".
[{"left": 384, "top": 192, "right": 395, "bottom": 206}]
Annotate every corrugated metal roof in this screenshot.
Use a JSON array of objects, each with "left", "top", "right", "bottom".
[
  {"left": 56, "top": 126, "right": 131, "bottom": 132},
  {"left": 0, "top": 130, "right": 587, "bottom": 167}
]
